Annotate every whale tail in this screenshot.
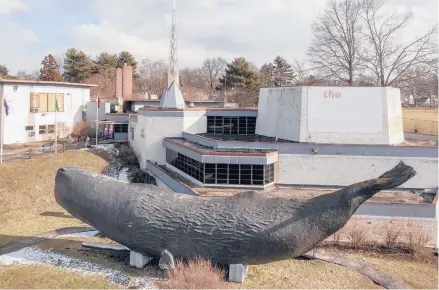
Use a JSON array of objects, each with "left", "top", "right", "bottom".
[
  {"left": 341, "top": 161, "right": 416, "bottom": 214},
  {"left": 372, "top": 161, "right": 416, "bottom": 191}
]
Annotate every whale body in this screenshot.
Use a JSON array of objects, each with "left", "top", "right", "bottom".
[{"left": 54, "top": 161, "right": 415, "bottom": 265}]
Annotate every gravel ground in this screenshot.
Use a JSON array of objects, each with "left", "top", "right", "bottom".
[{"left": 0, "top": 247, "right": 158, "bottom": 288}]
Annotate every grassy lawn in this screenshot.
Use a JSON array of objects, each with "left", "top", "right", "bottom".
[
  {"left": 0, "top": 151, "right": 107, "bottom": 246},
  {"left": 0, "top": 265, "right": 118, "bottom": 289},
  {"left": 403, "top": 107, "right": 438, "bottom": 135}
]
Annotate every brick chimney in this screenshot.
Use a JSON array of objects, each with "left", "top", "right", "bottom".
[
  {"left": 115, "top": 68, "right": 123, "bottom": 98},
  {"left": 122, "top": 63, "right": 133, "bottom": 101}
]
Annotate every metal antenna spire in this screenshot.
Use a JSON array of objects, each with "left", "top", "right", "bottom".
[
  {"left": 168, "top": 0, "right": 178, "bottom": 88},
  {"left": 160, "top": 0, "right": 186, "bottom": 109}
]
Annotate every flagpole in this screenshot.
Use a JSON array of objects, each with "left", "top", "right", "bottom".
[
  {"left": 55, "top": 91, "right": 58, "bottom": 154},
  {"left": 0, "top": 93, "right": 4, "bottom": 164},
  {"left": 96, "top": 95, "right": 99, "bottom": 146}
]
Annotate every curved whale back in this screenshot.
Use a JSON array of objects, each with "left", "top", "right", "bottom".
[{"left": 54, "top": 161, "right": 415, "bottom": 265}]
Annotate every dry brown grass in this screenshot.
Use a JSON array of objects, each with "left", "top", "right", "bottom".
[
  {"left": 344, "top": 252, "right": 438, "bottom": 289},
  {"left": 0, "top": 151, "right": 107, "bottom": 245},
  {"left": 231, "top": 258, "right": 381, "bottom": 289},
  {"left": 161, "top": 259, "right": 227, "bottom": 289},
  {"left": 0, "top": 265, "right": 119, "bottom": 289},
  {"left": 403, "top": 107, "right": 438, "bottom": 136}
]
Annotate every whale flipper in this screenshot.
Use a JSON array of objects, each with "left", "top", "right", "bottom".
[{"left": 159, "top": 249, "right": 175, "bottom": 269}]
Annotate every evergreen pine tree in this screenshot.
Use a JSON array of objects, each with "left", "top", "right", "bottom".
[
  {"left": 62, "top": 48, "right": 95, "bottom": 83},
  {"left": 39, "top": 54, "right": 63, "bottom": 82},
  {"left": 273, "top": 56, "right": 294, "bottom": 87}
]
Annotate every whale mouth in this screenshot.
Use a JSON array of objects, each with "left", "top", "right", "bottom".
[{"left": 54, "top": 167, "right": 75, "bottom": 206}]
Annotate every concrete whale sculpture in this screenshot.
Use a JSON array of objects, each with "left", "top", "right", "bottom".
[{"left": 54, "top": 161, "right": 415, "bottom": 265}]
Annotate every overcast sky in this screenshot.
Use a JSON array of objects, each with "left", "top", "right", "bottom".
[{"left": 0, "top": 0, "right": 437, "bottom": 74}]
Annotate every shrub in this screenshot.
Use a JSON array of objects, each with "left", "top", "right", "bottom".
[
  {"left": 330, "top": 229, "right": 343, "bottom": 246},
  {"left": 405, "top": 220, "right": 432, "bottom": 251},
  {"left": 71, "top": 121, "right": 94, "bottom": 138},
  {"left": 384, "top": 220, "right": 402, "bottom": 247},
  {"left": 118, "top": 144, "right": 138, "bottom": 166},
  {"left": 163, "top": 258, "right": 227, "bottom": 289},
  {"left": 347, "top": 223, "right": 370, "bottom": 248}
]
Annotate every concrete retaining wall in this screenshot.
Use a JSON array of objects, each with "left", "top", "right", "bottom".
[
  {"left": 278, "top": 154, "right": 437, "bottom": 189},
  {"left": 146, "top": 161, "right": 197, "bottom": 195},
  {"left": 355, "top": 202, "right": 436, "bottom": 218}
]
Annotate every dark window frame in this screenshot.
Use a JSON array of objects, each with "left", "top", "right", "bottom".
[
  {"left": 115, "top": 124, "right": 128, "bottom": 133},
  {"left": 165, "top": 149, "right": 275, "bottom": 186}
]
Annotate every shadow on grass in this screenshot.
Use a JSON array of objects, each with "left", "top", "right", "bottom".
[{"left": 39, "top": 211, "right": 74, "bottom": 219}]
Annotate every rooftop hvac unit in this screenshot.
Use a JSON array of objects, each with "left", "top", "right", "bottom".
[
  {"left": 28, "top": 131, "right": 35, "bottom": 137},
  {"left": 30, "top": 108, "right": 38, "bottom": 113}
]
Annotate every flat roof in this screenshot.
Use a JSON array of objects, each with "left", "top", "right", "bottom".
[
  {"left": 197, "top": 133, "right": 292, "bottom": 143},
  {"left": 0, "top": 79, "right": 98, "bottom": 87},
  {"left": 126, "top": 99, "right": 225, "bottom": 103},
  {"left": 139, "top": 107, "right": 257, "bottom": 112},
  {"left": 165, "top": 137, "right": 277, "bottom": 156}
]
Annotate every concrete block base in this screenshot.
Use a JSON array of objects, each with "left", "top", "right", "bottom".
[
  {"left": 228, "top": 264, "right": 248, "bottom": 283},
  {"left": 129, "top": 251, "right": 152, "bottom": 268}
]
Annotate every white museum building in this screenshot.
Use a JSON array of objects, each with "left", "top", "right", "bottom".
[
  {"left": 128, "top": 0, "right": 437, "bottom": 192},
  {"left": 0, "top": 79, "right": 95, "bottom": 144}
]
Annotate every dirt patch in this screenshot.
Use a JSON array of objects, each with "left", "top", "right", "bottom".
[{"left": 196, "top": 185, "right": 435, "bottom": 204}]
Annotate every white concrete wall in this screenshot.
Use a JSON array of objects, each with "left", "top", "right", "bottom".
[
  {"left": 302, "top": 86, "right": 391, "bottom": 144},
  {"left": 131, "top": 115, "right": 184, "bottom": 169},
  {"left": 86, "top": 102, "right": 110, "bottom": 121},
  {"left": 278, "top": 154, "right": 438, "bottom": 189},
  {"left": 386, "top": 87, "right": 405, "bottom": 144},
  {"left": 256, "top": 87, "right": 302, "bottom": 141},
  {"left": 256, "top": 86, "right": 404, "bottom": 145},
  {"left": 183, "top": 111, "right": 207, "bottom": 134},
  {"left": 104, "top": 113, "right": 129, "bottom": 123},
  {"left": 130, "top": 110, "right": 207, "bottom": 169},
  {"left": 1, "top": 83, "right": 90, "bottom": 144},
  {"left": 114, "top": 132, "right": 128, "bottom": 141}
]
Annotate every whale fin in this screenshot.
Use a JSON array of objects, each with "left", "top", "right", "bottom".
[{"left": 159, "top": 249, "right": 175, "bottom": 269}]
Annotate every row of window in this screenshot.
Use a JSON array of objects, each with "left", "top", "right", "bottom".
[
  {"left": 166, "top": 148, "right": 275, "bottom": 186},
  {"left": 207, "top": 116, "right": 256, "bottom": 135},
  {"left": 30, "top": 93, "right": 65, "bottom": 113},
  {"left": 114, "top": 124, "right": 128, "bottom": 133},
  {"left": 25, "top": 125, "right": 55, "bottom": 135}
]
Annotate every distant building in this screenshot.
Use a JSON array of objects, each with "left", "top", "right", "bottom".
[{"left": 0, "top": 79, "right": 96, "bottom": 144}]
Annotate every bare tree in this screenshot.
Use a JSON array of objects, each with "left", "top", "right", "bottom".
[
  {"left": 361, "top": 0, "right": 438, "bottom": 86},
  {"left": 397, "top": 65, "right": 438, "bottom": 107},
  {"left": 180, "top": 68, "right": 206, "bottom": 100},
  {"left": 200, "top": 57, "right": 227, "bottom": 98},
  {"left": 308, "top": 0, "right": 362, "bottom": 85},
  {"left": 291, "top": 60, "right": 310, "bottom": 85},
  {"left": 137, "top": 58, "right": 168, "bottom": 97}
]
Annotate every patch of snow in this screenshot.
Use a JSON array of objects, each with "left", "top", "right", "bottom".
[
  {"left": 58, "top": 230, "right": 100, "bottom": 238},
  {"left": 118, "top": 168, "right": 130, "bottom": 183},
  {"left": 0, "top": 247, "right": 158, "bottom": 288}
]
